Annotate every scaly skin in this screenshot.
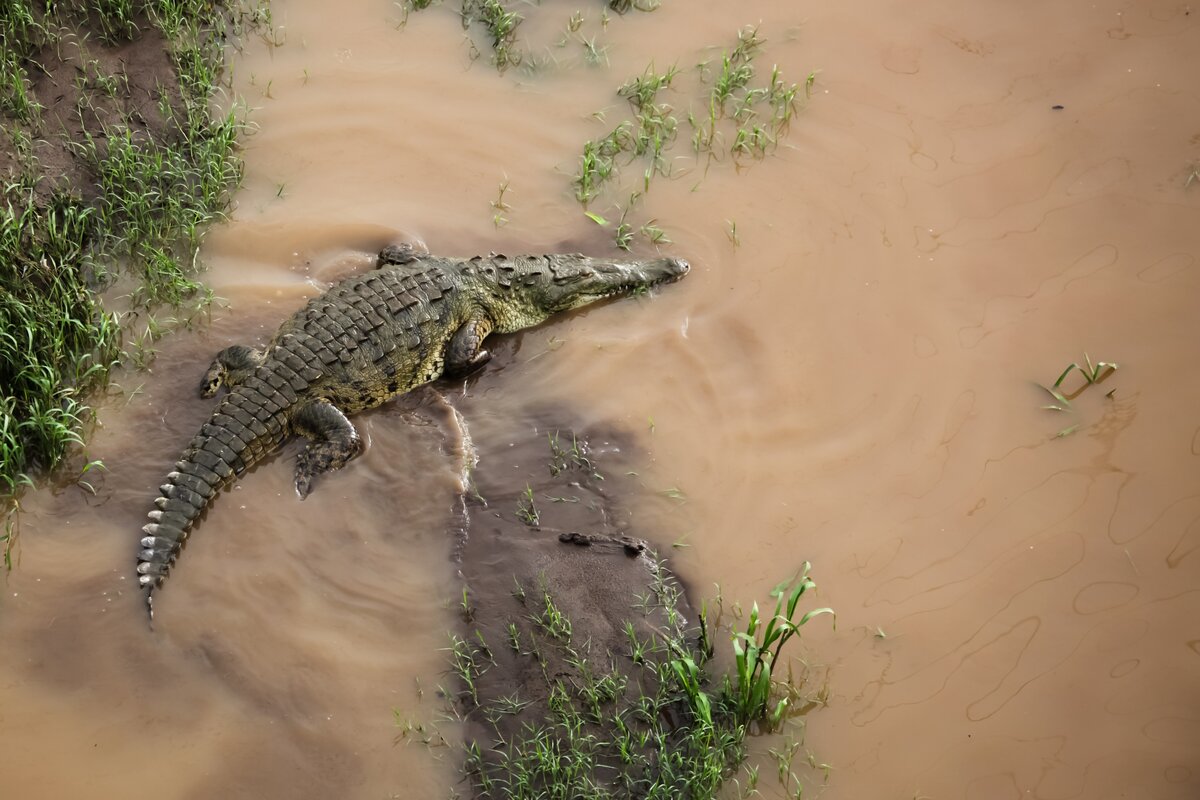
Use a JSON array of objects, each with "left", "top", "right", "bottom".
[{"left": 137, "top": 246, "right": 689, "bottom": 620}]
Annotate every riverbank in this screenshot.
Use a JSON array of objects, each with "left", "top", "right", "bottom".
[{"left": 1, "top": 1, "right": 271, "bottom": 548}]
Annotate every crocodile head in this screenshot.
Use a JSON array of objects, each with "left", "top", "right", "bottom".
[{"left": 483, "top": 254, "right": 690, "bottom": 333}]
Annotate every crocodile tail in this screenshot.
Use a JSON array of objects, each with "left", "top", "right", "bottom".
[{"left": 137, "top": 395, "right": 288, "bottom": 621}]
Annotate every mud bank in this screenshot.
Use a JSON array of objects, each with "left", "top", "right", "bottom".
[{"left": 447, "top": 387, "right": 741, "bottom": 796}]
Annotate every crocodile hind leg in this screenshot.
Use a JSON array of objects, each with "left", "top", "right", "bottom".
[
  {"left": 292, "top": 400, "right": 364, "bottom": 499},
  {"left": 200, "top": 345, "right": 264, "bottom": 398},
  {"left": 442, "top": 317, "right": 494, "bottom": 380}
]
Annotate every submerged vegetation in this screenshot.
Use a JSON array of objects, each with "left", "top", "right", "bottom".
[
  {"left": 397, "top": 0, "right": 662, "bottom": 73},
  {"left": 394, "top": 6, "right": 812, "bottom": 250},
  {"left": 1052, "top": 353, "right": 1119, "bottom": 393},
  {"left": 460, "top": 0, "right": 525, "bottom": 71},
  {"left": 1, "top": 1, "right": 270, "bottom": 544},
  {"left": 576, "top": 25, "right": 812, "bottom": 250},
  {"left": 406, "top": 561, "right": 834, "bottom": 798},
  {"left": 1037, "top": 352, "right": 1120, "bottom": 439},
  {"left": 1038, "top": 352, "right": 1119, "bottom": 411}
]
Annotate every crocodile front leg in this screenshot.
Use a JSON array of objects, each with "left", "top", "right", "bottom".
[
  {"left": 200, "top": 345, "right": 265, "bottom": 398},
  {"left": 292, "top": 399, "right": 363, "bottom": 499},
  {"left": 443, "top": 317, "right": 493, "bottom": 380}
]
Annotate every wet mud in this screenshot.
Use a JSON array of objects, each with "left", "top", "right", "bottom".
[{"left": 449, "top": 385, "right": 702, "bottom": 794}]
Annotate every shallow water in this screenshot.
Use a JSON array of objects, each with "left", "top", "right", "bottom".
[{"left": 3, "top": 0, "right": 1199, "bottom": 797}]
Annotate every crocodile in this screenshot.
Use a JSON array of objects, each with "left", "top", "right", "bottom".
[{"left": 136, "top": 245, "right": 689, "bottom": 619}]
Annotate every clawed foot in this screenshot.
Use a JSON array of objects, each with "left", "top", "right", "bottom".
[
  {"left": 200, "top": 345, "right": 263, "bottom": 398},
  {"left": 292, "top": 404, "right": 363, "bottom": 499},
  {"left": 444, "top": 349, "right": 491, "bottom": 381},
  {"left": 200, "top": 364, "right": 224, "bottom": 398}
]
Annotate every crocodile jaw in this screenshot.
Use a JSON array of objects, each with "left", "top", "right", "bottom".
[{"left": 556, "top": 257, "right": 691, "bottom": 311}]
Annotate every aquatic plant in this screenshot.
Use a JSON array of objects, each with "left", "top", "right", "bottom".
[
  {"left": 727, "top": 567, "right": 834, "bottom": 728},
  {"left": 461, "top": 0, "right": 524, "bottom": 70},
  {"left": 1038, "top": 352, "right": 1119, "bottom": 412},
  {"left": 1036, "top": 352, "right": 1121, "bottom": 441},
  {"left": 574, "top": 25, "right": 810, "bottom": 249},
  {"left": 1053, "top": 353, "right": 1118, "bottom": 392}
]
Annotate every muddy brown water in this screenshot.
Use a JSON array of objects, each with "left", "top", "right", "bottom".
[{"left": 3, "top": 0, "right": 1200, "bottom": 797}]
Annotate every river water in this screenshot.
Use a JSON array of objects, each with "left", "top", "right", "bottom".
[{"left": 2, "top": 1, "right": 1199, "bottom": 797}]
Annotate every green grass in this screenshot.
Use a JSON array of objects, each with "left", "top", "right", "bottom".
[
  {"left": 428, "top": 561, "right": 834, "bottom": 797},
  {"left": 516, "top": 484, "right": 541, "bottom": 526},
  {"left": 1, "top": 52, "right": 42, "bottom": 123},
  {"left": 618, "top": 63, "right": 679, "bottom": 111},
  {"left": 547, "top": 430, "right": 601, "bottom": 479},
  {"left": 1, "top": 1, "right": 264, "bottom": 541},
  {"left": 461, "top": 0, "right": 524, "bottom": 71},
  {"left": 693, "top": 26, "right": 801, "bottom": 160},
  {"left": 574, "top": 64, "right": 680, "bottom": 207},
  {"left": 0, "top": 0, "right": 51, "bottom": 122},
  {"left": 92, "top": 0, "right": 141, "bottom": 44},
  {"left": 1038, "top": 352, "right": 1119, "bottom": 412},
  {"left": 726, "top": 572, "right": 833, "bottom": 726},
  {"left": 401, "top": 1, "right": 663, "bottom": 73},
  {"left": 573, "top": 26, "right": 810, "bottom": 249},
  {"left": 1, "top": 188, "right": 122, "bottom": 495},
  {"left": 1053, "top": 353, "right": 1118, "bottom": 392},
  {"left": 1037, "top": 353, "right": 1121, "bottom": 441},
  {"left": 575, "top": 121, "right": 637, "bottom": 203}
]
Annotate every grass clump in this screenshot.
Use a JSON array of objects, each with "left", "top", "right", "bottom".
[
  {"left": 0, "top": 1, "right": 52, "bottom": 122},
  {"left": 516, "top": 484, "right": 541, "bottom": 526},
  {"left": 399, "top": 1, "right": 664, "bottom": 73},
  {"left": 690, "top": 25, "right": 805, "bottom": 159},
  {"left": 0, "top": 189, "right": 121, "bottom": 493},
  {"left": 1052, "top": 352, "right": 1118, "bottom": 393},
  {"left": 547, "top": 430, "right": 601, "bottom": 480},
  {"left": 573, "top": 26, "right": 811, "bottom": 250},
  {"left": 696, "top": 26, "right": 811, "bottom": 166},
  {"left": 1, "top": 1, "right": 266, "bottom": 540},
  {"left": 575, "top": 64, "right": 680, "bottom": 205},
  {"left": 1036, "top": 352, "right": 1121, "bottom": 440},
  {"left": 1037, "top": 352, "right": 1119, "bottom": 411},
  {"left": 90, "top": 0, "right": 142, "bottom": 44},
  {"left": 397, "top": 0, "right": 527, "bottom": 71},
  {"left": 439, "top": 561, "right": 833, "bottom": 798},
  {"left": 726, "top": 574, "right": 834, "bottom": 727},
  {"left": 461, "top": 0, "right": 524, "bottom": 71}
]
